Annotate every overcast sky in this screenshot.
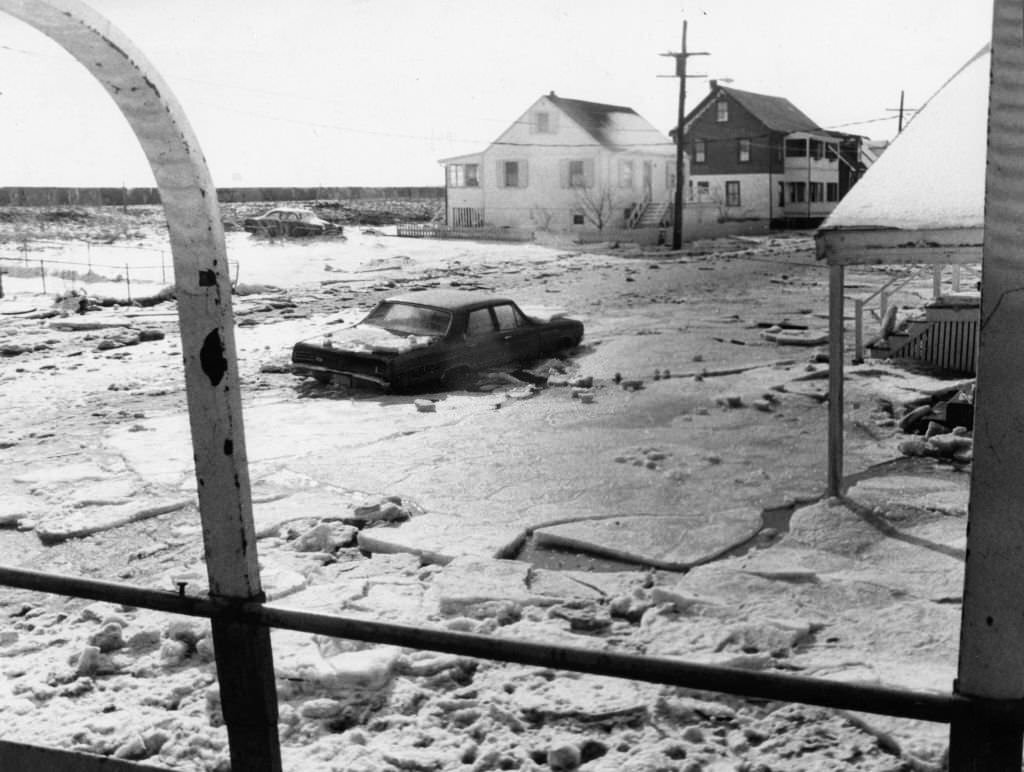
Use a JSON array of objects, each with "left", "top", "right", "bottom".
[{"left": 0, "top": 0, "right": 993, "bottom": 188}]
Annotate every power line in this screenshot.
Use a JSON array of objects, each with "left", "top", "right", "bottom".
[{"left": 190, "top": 98, "right": 676, "bottom": 150}]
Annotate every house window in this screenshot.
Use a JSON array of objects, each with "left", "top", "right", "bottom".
[
  {"left": 694, "top": 139, "right": 706, "bottom": 164},
  {"left": 809, "top": 182, "right": 824, "bottom": 202},
  {"left": 504, "top": 162, "right": 519, "bottom": 187},
  {"left": 696, "top": 181, "right": 710, "bottom": 199},
  {"left": 572, "top": 212, "right": 585, "bottom": 225},
  {"left": 499, "top": 160, "right": 527, "bottom": 188},
  {"left": 825, "top": 143, "right": 839, "bottom": 161},
  {"left": 785, "top": 139, "right": 806, "bottom": 157},
  {"left": 725, "top": 181, "right": 741, "bottom": 207},
  {"left": 536, "top": 111, "right": 551, "bottom": 133},
  {"left": 569, "top": 160, "right": 585, "bottom": 187},
  {"left": 809, "top": 139, "right": 824, "bottom": 160},
  {"left": 619, "top": 160, "right": 634, "bottom": 188},
  {"left": 788, "top": 182, "right": 806, "bottom": 203},
  {"left": 778, "top": 181, "right": 785, "bottom": 207},
  {"left": 563, "top": 158, "right": 593, "bottom": 188},
  {"left": 826, "top": 182, "right": 839, "bottom": 201},
  {"left": 447, "top": 164, "right": 479, "bottom": 188},
  {"left": 738, "top": 138, "right": 751, "bottom": 163},
  {"left": 716, "top": 100, "right": 728, "bottom": 122}
]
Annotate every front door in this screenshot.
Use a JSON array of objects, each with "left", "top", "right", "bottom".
[{"left": 643, "top": 161, "right": 653, "bottom": 200}]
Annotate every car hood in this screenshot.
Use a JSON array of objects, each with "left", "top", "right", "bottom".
[{"left": 309, "top": 324, "right": 440, "bottom": 355}]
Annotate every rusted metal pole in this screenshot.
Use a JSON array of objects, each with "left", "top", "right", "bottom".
[
  {"left": 951, "top": 0, "right": 1024, "bottom": 768},
  {"left": 0, "top": 2, "right": 280, "bottom": 769}
]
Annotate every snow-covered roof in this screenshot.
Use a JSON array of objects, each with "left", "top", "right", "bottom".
[{"left": 819, "top": 46, "right": 989, "bottom": 233}]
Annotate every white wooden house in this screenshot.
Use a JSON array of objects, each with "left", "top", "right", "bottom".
[{"left": 440, "top": 93, "right": 676, "bottom": 232}]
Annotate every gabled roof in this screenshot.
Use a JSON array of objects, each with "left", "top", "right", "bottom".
[
  {"left": 819, "top": 45, "right": 989, "bottom": 234},
  {"left": 683, "top": 85, "right": 821, "bottom": 135},
  {"left": 546, "top": 94, "right": 670, "bottom": 151}
]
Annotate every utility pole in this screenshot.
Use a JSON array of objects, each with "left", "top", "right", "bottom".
[
  {"left": 886, "top": 90, "right": 920, "bottom": 134},
  {"left": 661, "top": 20, "right": 708, "bottom": 250}
]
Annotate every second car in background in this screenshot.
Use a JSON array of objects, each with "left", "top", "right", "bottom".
[{"left": 242, "top": 207, "right": 341, "bottom": 237}]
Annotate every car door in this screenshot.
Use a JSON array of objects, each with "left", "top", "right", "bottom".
[
  {"left": 281, "top": 211, "right": 299, "bottom": 236},
  {"left": 492, "top": 302, "right": 539, "bottom": 364},
  {"left": 460, "top": 306, "right": 506, "bottom": 369}
]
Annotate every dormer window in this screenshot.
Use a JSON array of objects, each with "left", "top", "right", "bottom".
[{"left": 716, "top": 100, "right": 729, "bottom": 122}]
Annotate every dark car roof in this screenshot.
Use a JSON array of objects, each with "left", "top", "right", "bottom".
[{"left": 384, "top": 289, "right": 513, "bottom": 311}]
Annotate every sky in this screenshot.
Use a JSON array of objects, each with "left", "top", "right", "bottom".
[{"left": 0, "top": 0, "right": 993, "bottom": 188}]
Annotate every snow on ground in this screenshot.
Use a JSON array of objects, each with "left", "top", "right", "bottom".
[{"left": 0, "top": 220, "right": 972, "bottom": 770}]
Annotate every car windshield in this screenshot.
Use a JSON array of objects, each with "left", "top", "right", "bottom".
[{"left": 362, "top": 301, "right": 452, "bottom": 336}]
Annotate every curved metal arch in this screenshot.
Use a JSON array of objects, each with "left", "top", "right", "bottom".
[
  {"left": 0, "top": 3, "right": 279, "bottom": 767},
  {"left": 0, "top": 0, "right": 259, "bottom": 597}
]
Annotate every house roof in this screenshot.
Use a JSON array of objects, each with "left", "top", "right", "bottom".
[
  {"left": 720, "top": 87, "right": 822, "bottom": 133},
  {"left": 547, "top": 94, "right": 671, "bottom": 151},
  {"left": 437, "top": 152, "right": 482, "bottom": 165},
  {"left": 682, "top": 85, "right": 821, "bottom": 135},
  {"left": 819, "top": 45, "right": 989, "bottom": 234}
]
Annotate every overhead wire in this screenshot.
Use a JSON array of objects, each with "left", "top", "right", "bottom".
[{"left": 0, "top": 38, "right": 895, "bottom": 151}]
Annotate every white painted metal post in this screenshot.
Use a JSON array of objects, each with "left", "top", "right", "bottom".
[
  {"left": 952, "top": 0, "right": 1024, "bottom": 767},
  {"left": 827, "top": 264, "right": 844, "bottom": 496},
  {"left": 853, "top": 298, "right": 864, "bottom": 364},
  {"left": 0, "top": 2, "right": 281, "bottom": 769}
]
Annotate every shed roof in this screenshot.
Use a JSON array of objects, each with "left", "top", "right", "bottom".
[{"left": 819, "top": 46, "right": 989, "bottom": 234}]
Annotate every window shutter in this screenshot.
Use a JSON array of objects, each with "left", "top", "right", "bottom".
[
  {"left": 520, "top": 161, "right": 528, "bottom": 188},
  {"left": 583, "top": 158, "right": 594, "bottom": 188},
  {"left": 496, "top": 160, "right": 505, "bottom": 188},
  {"left": 560, "top": 160, "right": 569, "bottom": 189},
  {"left": 550, "top": 111, "right": 560, "bottom": 134}
]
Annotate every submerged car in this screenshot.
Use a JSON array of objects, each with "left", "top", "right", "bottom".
[
  {"left": 291, "top": 289, "right": 585, "bottom": 392},
  {"left": 243, "top": 207, "right": 340, "bottom": 237}
]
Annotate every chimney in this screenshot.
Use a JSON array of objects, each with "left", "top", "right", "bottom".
[
  {"left": 709, "top": 79, "right": 718, "bottom": 90},
  {"left": 549, "top": 90, "right": 556, "bottom": 97}
]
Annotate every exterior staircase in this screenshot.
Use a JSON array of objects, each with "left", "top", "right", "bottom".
[{"left": 637, "top": 201, "right": 671, "bottom": 228}]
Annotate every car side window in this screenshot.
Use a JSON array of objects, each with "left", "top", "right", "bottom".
[
  {"left": 493, "top": 304, "right": 523, "bottom": 331},
  {"left": 466, "top": 308, "right": 495, "bottom": 337}
]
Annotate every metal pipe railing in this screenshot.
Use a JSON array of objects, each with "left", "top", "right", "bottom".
[{"left": 2, "top": 564, "right": 1016, "bottom": 727}]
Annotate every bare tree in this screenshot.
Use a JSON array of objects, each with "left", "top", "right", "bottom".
[
  {"left": 529, "top": 205, "right": 555, "bottom": 231},
  {"left": 573, "top": 183, "right": 617, "bottom": 231}
]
